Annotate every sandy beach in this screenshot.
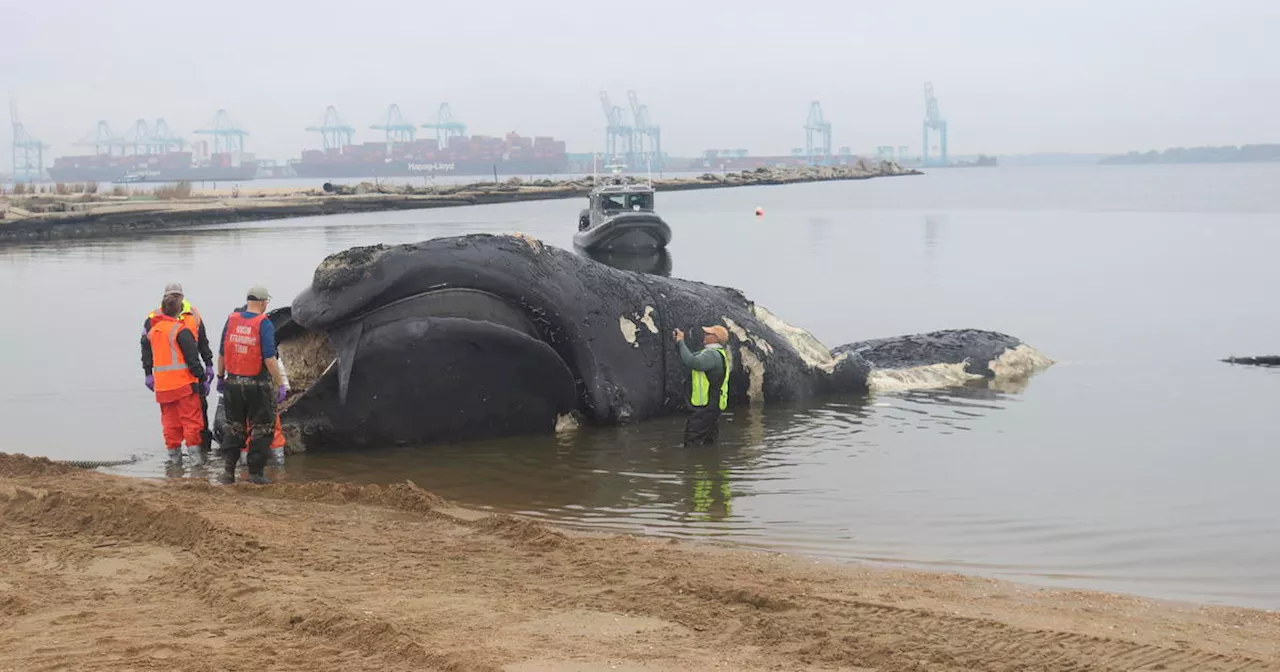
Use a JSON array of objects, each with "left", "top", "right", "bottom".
[{"left": 2, "top": 452, "right": 1277, "bottom": 672}]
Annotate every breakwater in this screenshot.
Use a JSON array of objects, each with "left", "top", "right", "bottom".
[{"left": 0, "top": 162, "right": 920, "bottom": 244}]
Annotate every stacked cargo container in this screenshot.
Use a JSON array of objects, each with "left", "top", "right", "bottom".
[
  {"left": 287, "top": 128, "right": 570, "bottom": 178},
  {"left": 47, "top": 146, "right": 260, "bottom": 182}
]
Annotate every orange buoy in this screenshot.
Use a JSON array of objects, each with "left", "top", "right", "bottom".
[{"left": 754, "top": 206, "right": 764, "bottom": 216}]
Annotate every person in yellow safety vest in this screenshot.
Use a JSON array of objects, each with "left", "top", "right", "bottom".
[{"left": 673, "top": 324, "right": 731, "bottom": 447}]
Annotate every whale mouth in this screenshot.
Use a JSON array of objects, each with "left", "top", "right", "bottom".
[
  {"left": 341, "top": 287, "right": 545, "bottom": 346},
  {"left": 275, "top": 287, "right": 580, "bottom": 449},
  {"left": 279, "top": 288, "right": 545, "bottom": 392}
]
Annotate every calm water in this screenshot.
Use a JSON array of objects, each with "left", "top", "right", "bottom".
[{"left": 3, "top": 164, "right": 1279, "bottom": 610}]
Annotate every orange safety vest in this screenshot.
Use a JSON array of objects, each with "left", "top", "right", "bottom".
[
  {"left": 223, "top": 312, "right": 268, "bottom": 377},
  {"left": 148, "top": 315, "right": 197, "bottom": 396}
]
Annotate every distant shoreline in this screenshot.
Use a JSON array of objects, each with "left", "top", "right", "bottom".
[
  {"left": 1100, "top": 143, "right": 1280, "bottom": 165},
  {"left": 0, "top": 163, "right": 919, "bottom": 244}
]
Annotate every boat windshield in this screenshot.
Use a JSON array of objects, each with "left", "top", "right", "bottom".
[
  {"left": 598, "top": 191, "right": 654, "bottom": 212},
  {"left": 626, "top": 193, "right": 653, "bottom": 211}
]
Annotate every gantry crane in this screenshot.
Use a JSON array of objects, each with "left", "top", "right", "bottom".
[
  {"left": 10, "top": 103, "right": 48, "bottom": 182},
  {"left": 804, "top": 101, "right": 832, "bottom": 166},
  {"left": 372, "top": 104, "right": 416, "bottom": 143},
  {"left": 75, "top": 120, "right": 120, "bottom": 156},
  {"left": 149, "top": 119, "right": 185, "bottom": 153},
  {"left": 599, "top": 91, "right": 634, "bottom": 166},
  {"left": 422, "top": 103, "right": 466, "bottom": 151},
  {"left": 194, "top": 109, "right": 248, "bottom": 154},
  {"left": 627, "top": 90, "right": 662, "bottom": 170},
  {"left": 306, "top": 106, "right": 355, "bottom": 150},
  {"left": 922, "top": 82, "right": 948, "bottom": 166}
]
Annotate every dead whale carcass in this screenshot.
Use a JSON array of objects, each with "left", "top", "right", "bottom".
[{"left": 270, "top": 233, "right": 1053, "bottom": 451}]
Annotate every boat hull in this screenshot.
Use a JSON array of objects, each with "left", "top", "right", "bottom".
[
  {"left": 573, "top": 212, "right": 672, "bottom": 253},
  {"left": 575, "top": 245, "right": 672, "bottom": 276}
]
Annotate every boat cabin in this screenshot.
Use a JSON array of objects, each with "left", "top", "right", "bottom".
[
  {"left": 580, "top": 182, "right": 657, "bottom": 230},
  {"left": 594, "top": 184, "right": 655, "bottom": 212},
  {"left": 573, "top": 176, "right": 672, "bottom": 250}
]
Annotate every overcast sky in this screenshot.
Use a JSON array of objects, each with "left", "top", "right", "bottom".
[{"left": 4, "top": 0, "right": 1275, "bottom": 166}]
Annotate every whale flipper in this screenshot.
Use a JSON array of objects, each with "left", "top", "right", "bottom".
[{"left": 330, "top": 321, "right": 364, "bottom": 405}]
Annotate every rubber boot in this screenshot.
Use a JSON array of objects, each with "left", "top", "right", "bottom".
[
  {"left": 164, "top": 448, "right": 183, "bottom": 479},
  {"left": 246, "top": 449, "right": 271, "bottom": 485},
  {"left": 217, "top": 452, "right": 237, "bottom": 485}
]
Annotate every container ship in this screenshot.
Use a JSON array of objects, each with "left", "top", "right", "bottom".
[
  {"left": 46, "top": 151, "right": 260, "bottom": 183},
  {"left": 289, "top": 132, "right": 569, "bottom": 179}
]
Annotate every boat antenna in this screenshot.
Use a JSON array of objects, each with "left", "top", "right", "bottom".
[{"left": 646, "top": 152, "right": 653, "bottom": 188}]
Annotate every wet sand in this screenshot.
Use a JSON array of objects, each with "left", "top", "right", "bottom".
[{"left": 2, "top": 453, "right": 1278, "bottom": 671}]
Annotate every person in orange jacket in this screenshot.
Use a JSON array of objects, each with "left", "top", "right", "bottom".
[
  {"left": 143, "top": 293, "right": 208, "bottom": 462},
  {"left": 142, "top": 282, "right": 215, "bottom": 451}
]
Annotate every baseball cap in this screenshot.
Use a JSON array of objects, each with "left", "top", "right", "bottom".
[
  {"left": 702, "top": 325, "right": 729, "bottom": 343},
  {"left": 247, "top": 284, "right": 271, "bottom": 301},
  {"left": 163, "top": 282, "right": 183, "bottom": 296}
]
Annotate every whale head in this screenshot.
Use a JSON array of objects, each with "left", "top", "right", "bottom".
[{"left": 274, "top": 234, "right": 602, "bottom": 451}]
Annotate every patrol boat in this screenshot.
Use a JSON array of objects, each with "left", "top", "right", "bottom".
[{"left": 572, "top": 166, "right": 671, "bottom": 253}]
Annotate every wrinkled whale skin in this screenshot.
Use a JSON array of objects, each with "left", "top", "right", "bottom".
[{"left": 834, "top": 329, "right": 1025, "bottom": 377}]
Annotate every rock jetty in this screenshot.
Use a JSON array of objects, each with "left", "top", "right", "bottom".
[{"left": 0, "top": 161, "right": 919, "bottom": 244}]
